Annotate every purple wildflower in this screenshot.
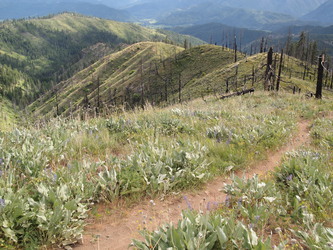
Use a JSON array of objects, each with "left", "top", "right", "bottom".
[
  {"left": 183, "top": 196, "right": 193, "bottom": 210},
  {"left": 225, "top": 195, "right": 230, "bottom": 207},
  {"left": 286, "top": 174, "right": 293, "bottom": 182},
  {"left": 237, "top": 198, "right": 242, "bottom": 207},
  {"left": 207, "top": 202, "right": 211, "bottom": 211},
  {"left": 255, "top": 215, "right": 260, "bottom": 221},
  {"left": 226, "top": 132, "right": 233, "bottom": 145},
  {"left": 0, "top": 199, "right": 5, "bottom": 207},
  {"left": 53, "top": 173, "right": 58, "bottom": 182}
]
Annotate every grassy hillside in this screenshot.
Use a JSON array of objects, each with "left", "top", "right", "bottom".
[
  {"left": 29, "top": 43, "right": 241, "bottom": 117},
  {"left": 30, "top": 41, "right": 330, "bottom": 118},
  {"left": 0, "top": 97, "right": 17, "bottom": 131},
  {"left": 0, "top": 13, "right": 203, "bottom": 108}
]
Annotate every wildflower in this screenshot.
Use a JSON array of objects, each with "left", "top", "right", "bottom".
[
  {"left": 249, "top": 223, "right": 254, "bottom": 229},
  {"left": 207, "top": 202, "right": 211, "bottom": 211},
  {"left": 237, "top": 198, "right": 242, "bottom": 207},
  {"left": 0, "top": 170, "right": 2, "bottom": 177},
  {"left": 0, "top": 158, "right": 3, "bottom": 165},
  {"left": 0, "top": 199, "right": 5, "bottom": 207},
  {"left": 286, "top": 174, "right": 293, "bottom": 181},
  {"left": 183, "top": 196, "right": 193, "bottom": 210},
  {"left": 255, "top": 215, "right": 260, "bottom": 221},
  {"left": 225, "top": 195, "right": 230, "bottom": 207},
  {"left": 149, "top": 200, "right": 156, "bottom": 206},
  {"left": 53, "top": 173, "right": 58, "bottom": 182}
]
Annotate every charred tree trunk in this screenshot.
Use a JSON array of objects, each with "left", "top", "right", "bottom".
[
  {"left": 252, "top": 65, "right": 255, "bottom": 86},
  {"left": 234, "top": 35, "right": 237, "bottom": 62},
  {"left": 178, "top": 73, "right": 182, "bottom": 104},
  {"left": 276, "top": 49, "right": 284, "bottom": 92},
  {"left": 96, "top": 77, "right": 100, "bottom": 115},
  {"left": 265, "top": 47, "right": 273, "bottom": 91},
  {"left": 316, "top": 54, "right": 324, "bottom": 99},
  {"left": 55, "top": 89, "right": 59, "bottom": 116}
]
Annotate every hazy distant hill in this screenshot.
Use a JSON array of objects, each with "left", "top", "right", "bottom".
[
  {"left": 302, "top": 0, "right": 333, "bottom": 25},
  {"left": 157, "top": 2, "right": 295, "bottom": 30},
  {"left": 171, "top": 23, "right": 269, "bottom": 47},
  {"left": 0, "top": 1, "right": 132, "bottom": 21},
  {"left": 217, "top": 0, "right": 327, "bottom": 17},
  {"left": 122, "top": 0, "right": 326, "bottom": 22}
]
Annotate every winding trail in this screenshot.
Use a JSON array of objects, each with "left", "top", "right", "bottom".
[{"left": 75, "top": 120, "right": 311, "bottom": 250}]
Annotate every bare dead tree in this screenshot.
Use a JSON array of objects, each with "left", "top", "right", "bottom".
[
  {"left": 252, "top": 65, "right": 255, "bottom": 86},
  {"left": 178, "top": 73, "right": 182, "bottom": 103},
  {"left": 276, "top": 49, "right": 284, "bottom": 92},
  {"left": 234, "top": 35, "right": 237, "bottom": 62},
  {"left": 316, "top": 54, "right": 324, "bottom": 99},
  {"left": 264, "top": 47, "right": 274, "bottom": 91}
]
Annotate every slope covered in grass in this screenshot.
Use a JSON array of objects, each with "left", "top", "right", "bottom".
[
  {"left": 0, "top": 13, "right": 203, "bottom": 108},
  {"left": 30, "top": 42, "right": 330, "bottom": 119},
  {"left": 30, "top": 43, "right": 240, "bottom": 117}
]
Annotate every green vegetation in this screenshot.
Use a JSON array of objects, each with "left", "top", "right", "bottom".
[
  {"left": 0, "top": 12, "right": 332, "bottom": 250},
  {"left": 132, "top": 97, "right": 333, "bottom": 250},
  {"left": 0, "top": 13, "right": 203, "bottom": 108},
  {"left": 0, "top": 91, "right": 332, "bottom": 248}
]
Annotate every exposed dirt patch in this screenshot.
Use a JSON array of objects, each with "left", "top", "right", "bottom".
[{"left": 75, "top": 120, "right": 311, "bottom": 250}]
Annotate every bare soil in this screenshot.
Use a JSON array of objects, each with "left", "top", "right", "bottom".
[{"left": 75, "top": 120, "right": 311, "bottom": 250}]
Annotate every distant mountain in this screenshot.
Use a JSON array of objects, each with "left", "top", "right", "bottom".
[
  {"left": 157, "top": 2, "right": 295, "bottom": 30},
  {"left": 171, "top": 23, "right": 269, "bottom": 48},
  {"left": 301, "top": 0, "right": 333, "bottom": 25},
  {"left": 122, "top": 0, "right": 326, "bottom": 21},
  {"left": 0, "top": 1, "right": 132, "bottom": 21},
  {"left": 217, "top": 0, "right": 327, "bottom": 17}
]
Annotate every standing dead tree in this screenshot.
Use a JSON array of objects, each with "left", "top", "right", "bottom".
[
  {"left": 316, "top": 54, "right": 325, "bottom": 99},
  {"left": 264, "top": 47, "right": 274, "bottom": 91},
  {"left": 276, "top": 49, "right": 284, "bottom": 92}
]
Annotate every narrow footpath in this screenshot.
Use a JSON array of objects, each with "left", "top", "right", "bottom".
[{"left": 75, "top": 120, "right": 311, "bottom": 250}]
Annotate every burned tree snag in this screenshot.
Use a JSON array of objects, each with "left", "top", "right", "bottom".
[
  {"left": 265, "top": 47, "right": 274, "bottom": 91},
  {"left": 276, "top": 49, "right": 284, "bottom": 92},
  {"left": 178, "top": 73, "right": 182, "bottom": 103},
  {"left": 234, "top": 35, "right": 237, "bottom": 62},
  {"left": 55, "top": 88, "right": 59, "bottom": 116},
  {"left": 96, "top": 77, "right": 100, "bottom": 114},
  {"left": 316, "top": 54, "right": 324, "bottom": 99},
  {"left": 252, "top": 65, "right": 255, "bottom": 86}
]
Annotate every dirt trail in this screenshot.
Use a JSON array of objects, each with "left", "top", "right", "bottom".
[{"left": 75, "top": 120, "right": 311, "bottom": 250}]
